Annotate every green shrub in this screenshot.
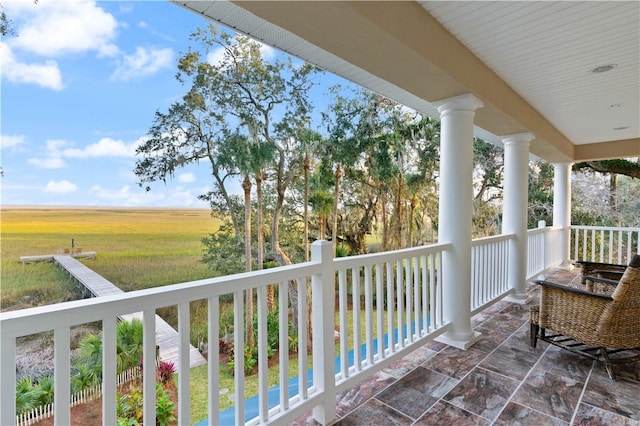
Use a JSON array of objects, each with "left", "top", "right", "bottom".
[
  {"left": 288, "top": 332, "right": 299, "bottom": 354},
  {"left": 116, "top": 319, "right": 143, "bottom": 373},
  {"left": 15, "top": 377, "right": 41, "bottom": 415},
  {"left": 116, "top": 386, "right": 143, "bottom": 425},
  {"left": 72, "top": 363, "right": 98, "bottom": 393},
  {"left": 36, "top": 375, "right": 54, "bottom": 406},
  {"left": 335, "top": 244, "right": 350, "bottom": 257},
  {"left": 116, "top": 383, "right": 175, "bottom": 426},
  {"left": 251, "top": 309, "right": 280, "bottom": 355},
  {"left": 76, "top": 333, "right": 103, "bottom": 377},
  {"left": 155, "top": 384, "right": 177, "bottom": 426}
]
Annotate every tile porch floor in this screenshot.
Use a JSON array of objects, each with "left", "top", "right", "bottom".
[{"left": 291, "top": 268, "right": 640, "bottom": 425}]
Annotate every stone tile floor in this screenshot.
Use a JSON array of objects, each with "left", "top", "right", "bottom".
[{"left": 291, "top": 268, "right": 640, "bottom": 425}]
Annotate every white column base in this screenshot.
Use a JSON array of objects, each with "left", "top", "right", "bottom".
[
  {"left": 557, "top": 262, "right": 575, "bottom": 270},
  {"left": 436, "top": 330, "right": 482, "bottom": 350},
  {"left": 504, "top": 293, "right": 534, "bottom": 305}
]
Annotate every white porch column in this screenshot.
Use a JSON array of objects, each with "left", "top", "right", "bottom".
[
  {"left": 553, "top": 162, "right": 573, "bottom": 267},
  {"left": 434, "top": 93, "right": 483, "bottom": 349},
  {"left": 502, "top": 133, "right": 535, "bottom": 304}
]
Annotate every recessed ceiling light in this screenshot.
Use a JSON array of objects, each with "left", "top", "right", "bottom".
[
  {"left": 613, "top": 126, "right": 629, "bottom": 130},
  {"left": 591, "top": 64, "right": 618, "bottom": 73},
  {"left": 610, "top": 104, "right": 622, "bottom": 108}
]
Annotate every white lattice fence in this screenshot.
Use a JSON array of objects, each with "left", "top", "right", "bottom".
[{"left": 16, "top": 367, "right": 141, "bottom": 426}]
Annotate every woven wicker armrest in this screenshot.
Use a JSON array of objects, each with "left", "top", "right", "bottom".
[
  {"left": 583, "top": 275, "right": 618, "bottom": 286},
  {"left": 591, "top": 269, "right": 624, "bottom": 280},
  {"left": 583, "top": 275, "right": 619, "bottom": 295},
  {"left": 574, "top": 260, "right": 627, "bottom": 285},
  {"left": 534, "top": 280, "right": 613, "bottom": 300},
  {"left": 573, "top": 260, "right": 626, "bottom": 269}
]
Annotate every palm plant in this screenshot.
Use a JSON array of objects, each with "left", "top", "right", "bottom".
[
  {"left": 76, "top": 333, "right": 103, "bottom": 377},
  {"left": 15, "top": 377, "right": 41, "bottom": 414},
  {"left": 36, "top": 375, "right": 54, "bottom": 405},
  {"left": 116, "top": 318, "right": 143, "bottom": 372},
  {"left": 72, "top": 363, "right": 97, "bottom": 393}
]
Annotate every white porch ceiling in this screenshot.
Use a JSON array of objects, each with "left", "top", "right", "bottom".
[{"left": 174, "top": 1, "right": 640, "bottom": 162}]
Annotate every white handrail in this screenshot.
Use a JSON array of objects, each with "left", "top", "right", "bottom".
[{"left": 571, "top": 225, "right": 640, "bottom": 264}]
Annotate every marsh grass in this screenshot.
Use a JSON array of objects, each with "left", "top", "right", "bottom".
[{"left": 1, "top": 208, "right": 220, "bottom": 311}]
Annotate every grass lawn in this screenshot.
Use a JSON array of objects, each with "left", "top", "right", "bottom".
[
  {"left": 189, "top": 355, "right": 304, "bottom": 424},
  {"left": 188, "top": 306, "right": 391, "bottom": 424}
]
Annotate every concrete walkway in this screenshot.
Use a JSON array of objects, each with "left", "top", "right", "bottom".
[{"left": 53, "top": 255, "right": 206, "bottom": 368}]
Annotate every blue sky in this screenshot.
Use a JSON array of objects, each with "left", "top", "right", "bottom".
[{"left": 1, "top": 1, "right": 346, "bottom": 207}]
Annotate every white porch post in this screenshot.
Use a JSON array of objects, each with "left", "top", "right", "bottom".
[
  {"left": 502, "top": 133, "right": 535, "bottom": 304},
  {"left": 311, "top": 240, "right": 336, "bottom": 425},
  {"left": 553, "top": 162, "right": 573, "bottom": 267},
  {"left": 434, "top": 93, "right": 482, "bottom": 349}
]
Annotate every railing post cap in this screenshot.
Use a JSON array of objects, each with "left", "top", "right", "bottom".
[{"left": 311, "top": 239, "right": 333, "bottom": 261}]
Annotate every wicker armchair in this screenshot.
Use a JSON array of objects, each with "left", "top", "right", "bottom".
[
  {"left": 530, "top": 255, "right": 640, "bottom": 380},
  {"left": 574, "top": 259, "right": 627, "bottom": 284}
]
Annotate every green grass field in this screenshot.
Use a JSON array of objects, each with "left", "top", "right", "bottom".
[{"left": 1, "top": 207, "right": 220, "bottom": 310}]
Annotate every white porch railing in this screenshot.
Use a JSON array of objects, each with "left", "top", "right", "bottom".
[
  {"left": 332, "top": 243, "right": 450, "bottom": 394},
  {"left": 1, "top": 224, "right": 605, "bottom": 426},
  {"left": 571, "top": 225, "right": 640, "bottom": 265},
  {"left": 1, "top": 241, "right": 454, "bottom": 426},
  {"left": 526, "top": 223, "right": 564, "bottom": 278},
  {"left": 471, "top": 234, "right": 511, "bottom": 314}
]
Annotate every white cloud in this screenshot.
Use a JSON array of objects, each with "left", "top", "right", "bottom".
[
  {"left": 90, "top": 184, "right": 165, "bottom": 206},
  {"left": 110, "top": 47, "right": 173, "bottom": 81},
  {"left": 206, "top": 47, "right": 226, "bottom": 67},
  {"left": 90, "top": 184, "right": 133, "bottom": 200},
  {"left": 0, "top": 42, "right": 63, "bottom": 90},
  {"left": 166, "top": 188, "right": 205, "bottom": 207},
  {"left": 44, "top": 180, "right": 77, "bottom": 193},
  {"left": 259, "top": 43, "right": 276, "bottom": 61},
  {"left": 1, "top": 134, "right": 27, "bottom": 150},
  {"left": 29, "top": 157, "right": 66, "bottom": 169},
  {"left": 8, "top": 0, "right": 119, "bottom": 58},
  {"left": 61, "top": 137, "right": 143, "bottom": 158},
  {"left": 178, "top": 172, "right": 196, "bottom": 183},
  {"left": 28, "top": 137, "right": 145, "bottom": 170},
  {"left": 88, "top": 183, "right": 210, "bottom": 207},
  {"left": 45, "top": 139, "right": 70, "bottom": 151}
]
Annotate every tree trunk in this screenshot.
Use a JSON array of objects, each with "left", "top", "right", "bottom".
[
  {"left": 242, "top": 177, "right": 254, "bottom": 347},
  {"left": 318, "top": 213, "right": 325, "bottom": 240},
  {"left": 408, "top": 193, "right": 417, "bottom": 247},
  {"left": 609, "top": 173, "right": 618, "bottom": 213},
  {"left": 210, "top": 164, "right": 243, "bottom": 246},
  {"left": 256, "top": 173, "right": 275, "bottom": 312},
  {"left": 381, "top": 191, "right": 389, "bottom": 251},
  {"left": 304, "top": 154, "right": 313, "bottom": 351},
  {"left": 304, "top": 153, "right": 310, "bottom": 262},
  {"left": 333, "top": 164, "right": 342, "bottom": 254},
  {"left": 392, "top": 175, "right": 403, "bottom": 249},
  {"left": 271, "top": 151, "right": 298, "bottom": 329}
]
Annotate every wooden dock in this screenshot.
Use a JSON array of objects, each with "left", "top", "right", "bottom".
[
  {"left": 53, "top": 255, "right": 206, "bottom": 368},
  {"left": 20, "top": 252, "right": 97, "bottom": 264}
]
